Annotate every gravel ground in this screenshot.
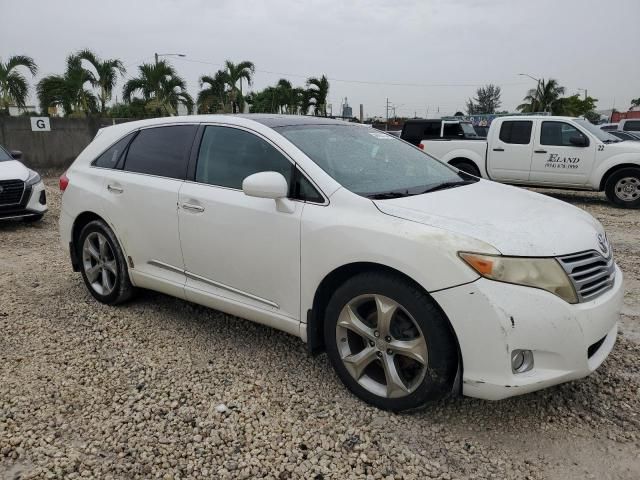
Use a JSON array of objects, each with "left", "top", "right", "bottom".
[{"left": 1, "top": 178, "right": 638, "bottom": 480}]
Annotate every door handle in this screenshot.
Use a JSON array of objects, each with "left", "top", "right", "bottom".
[
  {"left": 107, "top": 184, "right": 124, "bottom": 193},
  {"left": 534, "top": 150, "right": 547, "bottom": 154},
  {"left": 181, "top": 203, "right": 205, "bottom": 213},
  {"left": 492, "top": 148, "right": 504, "bottom": 152}
]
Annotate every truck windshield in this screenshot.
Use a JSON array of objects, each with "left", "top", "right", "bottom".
[
  {"left": 574, "top": 119, "right": 620, "bottom": 143},
  {"left": 277, "top": 124, "right": 477, "bottom": 198}
]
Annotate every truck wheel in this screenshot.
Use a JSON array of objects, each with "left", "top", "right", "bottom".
[
  {"left": 604, "top": 168, "right": 640, "bottom": 208},
  {"left": 323, "top": 271, "right": 458, "bottom": 411},
  {"left": 451, "top": 160, "right": 480, "bottom": 177}
]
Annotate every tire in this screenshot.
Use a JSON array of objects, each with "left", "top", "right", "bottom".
[
  {"left": 23, "top": 214, "right": 44, "bottom": 223},
  {"left": 451, "top": 160, "right": 480, "bottom": 177},
  {"left": 604, "top": 167, "right": 640, "bottom": 208},
  {"left": 323, "top": 271, "right": 458, "bottom": 411},
  {"left": 77, "top": 220, "right": 135, "bottom": 305}
]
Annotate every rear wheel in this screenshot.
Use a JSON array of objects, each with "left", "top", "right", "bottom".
[
  {"left": 450, "top": 160, "right": 480, "bottom": 177},
  {"left": 324, "top": 272, "right": 458, "bottom": 411},
  {"left": 604, "top": 167, "right": 640, "bottom": 208},
  {"left": 77, "top": 220, "right": 135, "bottom": 304}
]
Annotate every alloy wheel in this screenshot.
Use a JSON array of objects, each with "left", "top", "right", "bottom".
[
  {"left": 335, "top": 294, "right": 428, "bottom": 399},
  {"left": 82, "top": 232, "right": 118, "bottom": 296}
]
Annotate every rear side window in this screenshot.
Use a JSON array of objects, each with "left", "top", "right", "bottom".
[
  {"left": 93, "top": 132, "right": 135, "bottom": 168},
  {"left": 123, "top": 125, "right": 197, "bottom": 179},
  {"left": 623, "top": 120, "right": 640, "bottom": 132},
  {"left": 442, "top": 123, "right": 463, "bottom": 139},
  {"left": 402, "top": 121, "right": 440, "bottom": 142},
  {"left": 195, "top": 126, "right": 293, "bottom": 190},
  {"left": 499, "top": 121, "right": 532, "bottom": 144}
]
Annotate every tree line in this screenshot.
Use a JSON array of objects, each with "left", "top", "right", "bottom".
[{"left": 0, "top": 51, "right": 330, "bottom": 118}]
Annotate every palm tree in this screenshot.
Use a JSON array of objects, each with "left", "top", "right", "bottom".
[
  {"left": 197, "top": 70, "right": 228, "bottom": 113},
  {"left": 517, "top": 78, "right": 565, "bottom": 113},
  {"left": 37, "top": 54, "right": 98, "bottom": 116},
  {"left": 0, "top": 55, "right": 38, "bottom": 114},
  {"left": 306, "top": 75, "right": 329, "bottom": 116},
  {"left": 223, "top": 60, "right": 255, "bottom": 113},
  {"left": 76, "top": 49, "right": 125, "bottom": 112},
  {"left": 123, "top": 61, "right": 193, "bottom": 116},
  {"left": 274, "top": 79, "right": 305, "bottom": 114}
]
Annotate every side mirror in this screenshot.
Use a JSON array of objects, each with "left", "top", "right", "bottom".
[
  {"left": 569, "top": 135, "right": 588, "bottom": 147},
  {"left": 242, "top": 171, "right": 288, "bottom": 199},
  {"left": 10, "top": 150, "right": 22, "bottom": 159}
]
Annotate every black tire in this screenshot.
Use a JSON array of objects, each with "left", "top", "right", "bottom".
[
  {"left": 23, "top": 214, "right": 44, "bottom": 223},
  {"left": 604, "top": 167, "right": 640, "bottom": 208},
  {"left": 451, "top": 160, "right": 480, "bottom": 177},
  {"left": 323, "top": 271, "right": 458, "bottom": 411},
  {"left": 77, "top": 220, "right": 135, "bottom": 305}
]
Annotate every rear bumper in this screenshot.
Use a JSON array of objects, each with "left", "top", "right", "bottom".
[
  {"left": 0, "top": 180, "right": 47, "bottom": 220},
  {"left": 432, "top": 265, "right": 623, "bottom": 400}
]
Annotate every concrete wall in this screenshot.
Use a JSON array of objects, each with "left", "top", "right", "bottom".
[{"left": 0, "top": 117, "right": 134, "bottom": 171}]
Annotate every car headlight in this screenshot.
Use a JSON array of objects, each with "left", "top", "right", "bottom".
[
  {"left": 26, "top": 170, "right": 41, "bottom": 186},
  {"left": 459, "top": 252, "right": 578, "bottom": 304}
]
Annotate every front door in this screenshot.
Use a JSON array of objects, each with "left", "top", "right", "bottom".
[
  {"left": 486, "top": 120, "right": 534, "bottom": 182},
  {"left": 529, "top": 120, "right": 596, "bottom": 185},
  {"left": 178, "top": 125, "right": 302, "bottom": 320}
]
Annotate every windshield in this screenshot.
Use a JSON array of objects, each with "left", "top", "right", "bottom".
[
  {"left": 0, "top": 146, "right": 12, "bottom": 162},
  {"left": 277, "top": 124, "right": 476, "bottom": 198},
  {"left": 574, "top": 119, "right": 619, "bottom": 143}
]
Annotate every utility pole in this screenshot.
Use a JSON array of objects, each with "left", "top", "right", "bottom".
[{"left": 385, "top": 98, "right": 390, "bottom": 131}]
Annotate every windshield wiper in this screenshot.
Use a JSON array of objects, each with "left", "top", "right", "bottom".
[
  {"left": 367, "top": 190, "right": 412, "bottom": 200},
  {"left": 419, "top": 180, "right": 476, "bottom": 194}
]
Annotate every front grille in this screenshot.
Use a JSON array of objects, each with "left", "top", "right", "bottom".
[
  {"left": 558, "top": 250, "right": 615, "bottom": 302},
  {"left": 0, "top": 179, "right": 25, "bottom": 206},
  {"left": 587, "top": 335, "right": 607, "bottom": 359}
]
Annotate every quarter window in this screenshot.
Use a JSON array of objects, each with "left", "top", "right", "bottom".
[
  {"left": 123, "top": 125, "right": 197, "bottom": 179},
  {"left": 540, "top": 121, "right": 587, "bottom": 147},
  {"left": 499, "top": 121, "right": 532, "bottom": 144},
  {"left": 195, "top": 126, "right": 293, "bottom": 190},
  {"left": 93, "top": 132, "right": 135, "bottom": 169}
]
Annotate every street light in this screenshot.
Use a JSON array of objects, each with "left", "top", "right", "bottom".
[
  {"left": 155, "top": 53, "right": 186, "bottom": 64},
  {"left": 519, "top": 73, "right": 543, "bottom": 112}
]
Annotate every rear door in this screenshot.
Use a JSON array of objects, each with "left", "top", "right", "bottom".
[
  {"left": 529, "top": 120, "right": 595, "bottom": 185},
  {"left": 486, "top": 120, "right": 534, "bottom": 181},
  {"left": 100, "top": 124, "right": 197, "bottom": 293}
]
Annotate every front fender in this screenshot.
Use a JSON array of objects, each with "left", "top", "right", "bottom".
[{"left": 590, "top": 153, "right": 640, "bottom": 190}]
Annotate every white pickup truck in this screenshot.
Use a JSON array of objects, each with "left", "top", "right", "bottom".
[{"left": 417, "top": 115, "right": 640, "bottom": 208}]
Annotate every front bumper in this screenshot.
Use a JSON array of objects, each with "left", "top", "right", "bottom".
[
  {"left": 0, "top": 180, "right": 48, "bottom": 220},
  {"left": 432, "top": 265, "right": 623, "bottom": 400}
]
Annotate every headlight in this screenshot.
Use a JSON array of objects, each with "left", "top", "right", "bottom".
[
  {"left": 26, "top": 170, "right": 41, "bottom": 186},
  {"left": 459, "top": 252, "right": 578, "bottom": 304}
]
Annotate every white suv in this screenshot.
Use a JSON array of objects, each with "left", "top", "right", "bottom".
[{"left": 60, "top": 115, "right": 623, "bottom": 410}]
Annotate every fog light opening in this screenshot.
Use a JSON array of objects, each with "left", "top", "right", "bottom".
[{"left": 511, "top": 349, "right": 534, "bottom": 374}]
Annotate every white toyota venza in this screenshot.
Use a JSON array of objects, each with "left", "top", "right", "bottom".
[{"left": 59, "top": 115, "right": 623, "bottom": 411}]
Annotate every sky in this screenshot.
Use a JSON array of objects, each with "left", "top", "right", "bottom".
[{"left": 1, "top": 0, "right": 639, "bottom": 118}]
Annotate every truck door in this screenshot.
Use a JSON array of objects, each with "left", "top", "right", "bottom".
[
  {"left": 529, "top": 120, "right": 595, "bottom": 186},
  {"left": 486, "top": 120, "right": 534, "bottom": 182}
]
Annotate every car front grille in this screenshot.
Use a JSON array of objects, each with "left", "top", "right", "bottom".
[
  {"left": 0, "top": 179, "right": 25, "bottom": 206},
  {"left": 558, "top": 250, "right": 615, "bottom": 302}
]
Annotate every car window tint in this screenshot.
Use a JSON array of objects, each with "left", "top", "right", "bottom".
[
  {"left": 123, "top": 125, "right": 196, "bottom": 179},
  {"left": 540, "top": 121, "right": 585, "bottom": 146},
  {"left": 623, "top": 120, "right": 640, "bottom": 131},
  {"left": 292, "top": 169, "right": 324, "bottom": 203},
  {"left": 443, "top": 123, "right": 462, "bottom": 139},
  {"left": 196, "top": 126, "right": 293, "bottom": 189},
  {"left": 499, "top": 121, "right": 532, "bottom": 144},
  {"left": 93, "top": 132, "right": 135, "bottom": 168}
]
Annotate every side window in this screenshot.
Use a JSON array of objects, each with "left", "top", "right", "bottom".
[
  {"left": 93, "top": 132, "right": 135, "bottom": 168},
  {"left": 499, "top": 121, "right": 532, "bottom": 144},
  {"left": 423, "top": 122, "right": 441, "bottom": 139},
  {"left": 442, "top": 123, "right": 463, "bottom": 139},
  {"left": 623, "top": 120, "right": 640, "bottom": 132},
  {"left": 123, "top": 125, "right": 197, "bottom": 179},
  {"left": 291, "top": 169, "right": 324, "bottom": 203},
  {"left": 195, "top": 126, "right": 293, "bottom": 190},
  {"left": 540, "top": 121, "right": 586, "bottom": 147}
]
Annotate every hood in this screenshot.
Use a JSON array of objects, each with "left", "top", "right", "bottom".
[
  {"left": 0, "top": 160, "right": 29, "bottom": 182},
  {"left": 374, "top": 180, "right": 606, "bottom": 257}
]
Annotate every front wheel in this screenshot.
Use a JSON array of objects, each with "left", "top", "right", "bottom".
[
  {"left": 323, "top": 272, "right": 458, "bottom": 411},
  {"left": 605, "top": 167, "right": 640, "bottom": 208}
]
